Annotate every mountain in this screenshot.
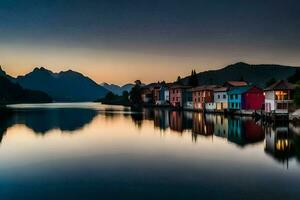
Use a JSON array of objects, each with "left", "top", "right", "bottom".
[
  {"left": 100, "top": 83, "right": 134, "bottom": 95},
  {"left": 15, "top": 67, "right": 109, "bottom": 102},
  {"left": 0, "top": 67, "right": 52, "bottom": 104},
  {"left": 181, "top": 62, "right": 298, "bottom": 87}
]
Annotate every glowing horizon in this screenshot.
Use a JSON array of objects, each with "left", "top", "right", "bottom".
[{"left": 1, "top": 0, "right": 300, "bottom": 85}]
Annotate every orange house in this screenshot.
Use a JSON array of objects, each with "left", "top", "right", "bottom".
[{"left": 191, "top": 85, "right": 219, "bottom": 110}]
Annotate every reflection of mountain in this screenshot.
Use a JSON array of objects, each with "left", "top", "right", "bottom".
[
  {"left": 228, "top": 117, "right": 264, "bottom": 147},
  {"left": 0, "top": 108, "right": 97, "bottom": 135}
]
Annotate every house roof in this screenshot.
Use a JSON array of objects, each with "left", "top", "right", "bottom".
[
  {"left": 169, "top": 84, "right": 191, "bottom": 89},
  {"left": 264, "top": 80, "right": 296, "bottom": 91},
  {"left": 189, "top": 85, "right": 220, "bottom": 92},
  {"left": 224, "top": 81, "right": 248, "bottom": 87},
  {"left": 227, "top": 86, "right": 252, "bottom": 95},
  {"left": 213, "top": 87, "right": 228, "bottom": 92}
]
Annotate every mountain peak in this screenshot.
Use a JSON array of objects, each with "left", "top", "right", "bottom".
[
  {"left": 0, "top": 65, "right": 7, "bottom": 77},
  {"left": 33, "top": 66, "right": 53, "bottom": 74}
]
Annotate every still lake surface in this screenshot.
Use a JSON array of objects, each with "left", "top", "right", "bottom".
[{"left": 0, "top": 102, "right": 300, "bottom": 199}]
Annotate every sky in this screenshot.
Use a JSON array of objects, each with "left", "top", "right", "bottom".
[{"left": 0, "top": 0, "right": 300, "bottom": 85}]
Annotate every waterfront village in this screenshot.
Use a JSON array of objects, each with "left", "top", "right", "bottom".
[{"left": 136, "top": 79, "right": 297, "bottom": 121}]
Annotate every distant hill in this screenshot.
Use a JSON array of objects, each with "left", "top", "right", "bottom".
[
  {"left": 15, "top": 67, "right": 109, "bottom": 102},
  {"left": 181, "top": 62, "right": 298, "bottom": 87},
  {"left": 100, "top": 83, "right": 134, "bottom": 95},
  {"left": 0, "top": 67, "right": 52, "bottom": 104}
]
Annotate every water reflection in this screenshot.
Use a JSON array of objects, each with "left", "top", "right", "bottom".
[
  {"left": 0, "top": 108, "right": 97, "bottom": 135},
  {"left": 2, "top": 104, "right": 300, "bottom": 167},
  {"left": 1, "top": 104, "right": 300, "bottom": 199}
]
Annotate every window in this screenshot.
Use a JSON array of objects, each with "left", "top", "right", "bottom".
[
  {"left": 223, "top": 94, "right": 226, "bottom": 99},
  {"left": 277, "top": 103, "right": 288, "bottom": 109},
  {"left": 235, "top": 94, "right": 238, "bottom": 99},
  {"left": 231, "top": 103, "right": 234, "bottom": 108},
  {"left": 218, "top": 95, "right": 220, "bottom": 99},
  {"left": 230, "top": 94, "right": 234, "bottom": 99},
  {"left": 236, "top": 103, "right": 239, "bottom": 108},
  {"left": 275, "top": 91, "right": 289, "bottom": 100}
]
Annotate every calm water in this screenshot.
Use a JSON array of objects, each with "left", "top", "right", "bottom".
[{"left": 0, "top": 103, "right": 300, "bottom": 199}]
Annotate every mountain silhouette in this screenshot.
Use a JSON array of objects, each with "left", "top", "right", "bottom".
[
  {"left": 0, "top": 67, "right": 52, "bottom": 104},
  {"left": 100, "top": 83, "right": 134, "bottom": 95},
  {"left": 15, "top": 67, "right": 109, "bottom": 102},
  {"left": 181, "top": 62, "right": 298, "bottom": 87}
]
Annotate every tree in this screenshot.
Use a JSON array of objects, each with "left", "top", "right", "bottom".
[
  {"left": 265, "top": 77, "right": 277, "bottom": 87},
  {"left": 129, "top": 80, "right": 142, "bottom": 104},
  {"left": 288, "top": 69, "right": 300, "bottom": 83},
  {"left": 122, "top": 91, "right": 129, "bottom": 100},
  {"left": 188, "top": 69, "right": 198, "bottom": 86},
  {"left": 176, "top": 76, "right": 182, "bottom": 84}
]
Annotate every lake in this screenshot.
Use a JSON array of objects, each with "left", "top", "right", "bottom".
[{"left": 1, "top": 103, "right": 300, "bottom": 199}]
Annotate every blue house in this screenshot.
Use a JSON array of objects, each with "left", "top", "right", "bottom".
[{"left": 227, "top": 86, "right": 250, "bottom": 110}]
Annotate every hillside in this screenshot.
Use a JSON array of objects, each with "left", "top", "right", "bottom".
[
  {"left": 15, "top": 67, "right": 109, "bottom": 102},
  {"left": 100, "top": 83, "right": 134, "bottom": 95},
  {"left": 181, "top": 62, "right": 298, "bottom": 87},
  {"left": 0, "top": 68, "right": 52, "bottom": 104}
]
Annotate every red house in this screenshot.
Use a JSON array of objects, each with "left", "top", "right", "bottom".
[
  {"left": 243, "top": 86, "right": 265, "bottom": 110},
  {"left": 228, "top": 85, "right": 264, "bottom": 111},
  {"left": 169, "top": 85, "right": 191, "bottom": 107}
]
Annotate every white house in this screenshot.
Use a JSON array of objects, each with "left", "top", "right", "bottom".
[
  {"left": 264, "top": 80, "right": 295, "bottom": 114},
  {"left": 213, "top": 87, "right": 228, "bottom": 111}
]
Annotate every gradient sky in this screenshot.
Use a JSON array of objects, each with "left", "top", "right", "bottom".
[{"left": 0, "top": 0, "right": 300, "bottom": 84}]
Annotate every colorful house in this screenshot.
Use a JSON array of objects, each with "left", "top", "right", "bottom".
[
  {"left": 214, "top": 87, "right": 229, "bottom": 111},
  {"left": 228, "top": 85, "right": 264, "bottom": 111},
  {"left": 141, "top": 86, "right": 154, "bottom": 103},
  {"left": 157, "top": 83, "right": 171, "bottom": 105},
  {"left": 191, "top": 85, "right": 219, "bottom": 111},
  {"left": 169, "top": 85, "right": 191, "bottom": 107},
  {"left": 264, "top": 80, "right": 295, "bottom": 114}
]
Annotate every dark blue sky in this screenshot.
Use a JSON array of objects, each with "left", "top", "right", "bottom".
[{"left": 0, "top": 0, "right": 300, "bottom": 83}]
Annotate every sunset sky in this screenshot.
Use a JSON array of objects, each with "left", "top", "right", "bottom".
[{"left": 0, "top": 0, "right": 300, "bottom": 84}]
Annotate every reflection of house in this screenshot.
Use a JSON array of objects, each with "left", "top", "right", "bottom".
[
  {"left": 154, "top": 109, "right": 169, "bottom": 130},
  {"left": 192, "top": 113, "right": 214, "bottom": 136},
  {"left": 228, "top": 117, "right": 264, "bottom": 146},
  {"left": 169, "top": 111, "right": 192, "bottom": 133},
  {"left": 228, "top": 85, "right": 264, "bottom": 111},
  {"left": 213, "top": 115, "right": 228, "bottom": 138},
  {"left": 214, "top": 87, "right": 229, "bottom": 112},
  {"left": 169, "top": 85, "right": 191, "bottom": 107},
  {"left": 264, "top": 80, "right": 295, "bottom": 114},
  {"left": 191, "top": 85, "right": 219, "bottom": 111},
  {"left": 169, "top": 111, "right": 183, "bottom": 132},
  {"left": 265, "top": 126, "right": 294, "bottom": 165}
]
